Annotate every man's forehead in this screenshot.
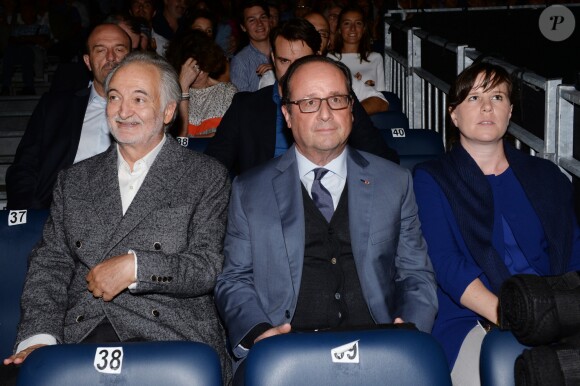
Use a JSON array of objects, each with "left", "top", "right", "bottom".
[
  {"left": 244, "top": 6, "right": 267, "bottom": 19},
  {"left": 89, "top": 26, "right": 130, "bottom": 48},
  {"left": 275, "top": 37, "right": 313, "bottom": 54},
  {"left": 290, "top": 63, "right": 348, "bottom": 93},
  {"left": 110, "top": 64, "right": 159, "bottom": 89}
]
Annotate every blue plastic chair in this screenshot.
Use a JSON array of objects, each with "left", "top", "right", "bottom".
[
  {"left": 380, "top": 128, "right": 445, "bottom": 170},
  {"left": 480, "top": 329, "right": 528, "bottom": 386},
  {"left": 244, "top": 328, "right": 452, "bottom": 386},
  {"left": 185, "top": 137, "right": 212, "bottom": 153},
  {"left": 370, "top": 111, "right": 409, "bottom": 131},
  {"left": 382, "top": 91, "right": 403, "bottom": 112},
  {"left": 17, "top": 341, "right": 223, "bottom": 386},
  {"left": 0, "top": 209, "right": 49, "bottom": 359}
]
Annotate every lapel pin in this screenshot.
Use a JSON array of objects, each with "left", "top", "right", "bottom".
[{"left": 360, "top": 179, "right": 370, "bottom": 185}]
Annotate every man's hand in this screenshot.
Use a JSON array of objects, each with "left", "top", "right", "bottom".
[
  {"left": 255, "top": 323, "right": 292, "bottom": 344},
  {"left": 86, "top": 253, "right": 136, "bottom": 301},
  {"left": 256, "top": 63, "right": 273, "bottom": 77},
  {"left": 394, "top": 317, "right": 404, "bottom": 324},
  {"left": 3, "top": 344, "right": 46, "bottom": 366}
]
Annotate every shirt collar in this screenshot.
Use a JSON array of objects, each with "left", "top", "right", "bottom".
[
  {"left": 88, "top": 82, "right": 106, "bottom": 105},
  {"left": 116, "top": 134, "right": 167, "bottom": 174},
  {"left": 295, "top": 146, "right": 348, "bottom": 180}
]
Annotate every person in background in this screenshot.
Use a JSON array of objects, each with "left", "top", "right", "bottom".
[
  {"left": 215, "top": 55, "right": 437, "bottom": 385},
  {"left": 267, "top": 0, "right": 280, "bottom": 28},
  {"left": 304, "top": 11, "right": 388, "bottom": 114},
  {"left": 152, "top": 0, "right": 185, "bottom": 46},
  {"left": 323, "top": 1, "right": 342, "bottom": 51},
  {"left": 104, "top": 13, "right": 152, "bottom": 51},
  {"left": 3, "top": 51, "right": 232, "bottom": 385},
  {"left": 1, "top": 3, "right": 50, "bottom": 95},
  {"left": 128, "top": 0, "right": 165, "bottom": 55},
  {"left": 186, "top": 8, "right": 216, "bottom": 38},
  {"left": 6, "top": 23, "right": 131, "bottom": 210},
  {"left": 230, "top": 0, "right": 271, "bottom": 92},
  {"left": 293, "top": 0, "right": 312, "bottom": 18},
  {"left": 166, "top": 29, "right": 236, "bottom": 138},
  {"left": 413, "top": 62, "right": 580, "bottom": 386},
  {"left": 328, "top": 5, "right": 385, "bottom": 93},
  {"left": 205, "top": 18, "right": 397, "bottom": 176}
]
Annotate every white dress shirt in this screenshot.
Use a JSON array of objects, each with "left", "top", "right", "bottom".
[
  {"left": 73, "top": 84, "right": 111, "bottom": 164},
  {"left": 295, "top": 146, "right": 348, "bottom": 209}
]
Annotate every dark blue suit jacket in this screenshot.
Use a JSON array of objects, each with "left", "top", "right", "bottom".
[
  {"left": 215, "top": 146, "right": 437, "bottom": 361},
  {"left": 6, "top": 86, "right": 90, "bottom": 209}
]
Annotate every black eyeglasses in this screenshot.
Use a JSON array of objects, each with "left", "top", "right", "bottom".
[{"left": 285, "top": 95, "right": 352, "bottom": 113}]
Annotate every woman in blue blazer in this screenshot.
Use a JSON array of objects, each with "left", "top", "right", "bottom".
[{"left": 413, "top": 62, "right": 580, "bottom": 385}]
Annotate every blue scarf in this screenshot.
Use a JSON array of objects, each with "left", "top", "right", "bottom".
[{"left": 415, "top": 142, "right": 573, "bottom": 293}]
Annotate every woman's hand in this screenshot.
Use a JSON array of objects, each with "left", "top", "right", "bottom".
[{"left": 179, "top": 58, "right": 202, "bottom": 92}]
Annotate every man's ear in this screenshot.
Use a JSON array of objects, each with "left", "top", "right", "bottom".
[
  {"left": 281, "top": 104, "right": 291, "bottom": 128},
  {"left": 163, "top": 101, "right": 178, "bottom": 125},
  {"left": 83, "top": 54, "right": 91, "bottom": 71}
]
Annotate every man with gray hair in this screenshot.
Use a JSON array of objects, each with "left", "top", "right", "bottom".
[{"left": 3, "top": 51, "right": 232, "bottom": 382}]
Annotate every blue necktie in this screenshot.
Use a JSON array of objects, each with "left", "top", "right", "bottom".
[{"left": 311, "top": 168, "right": 334, "bottom": 222}]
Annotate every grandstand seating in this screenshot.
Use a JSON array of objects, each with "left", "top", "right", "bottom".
[
  {"left": 370, "top": 110, "right": 409, "bottom": 132},
  {"left": 382, "top": 91, "right": 402, "bottom": 112},
  {"left": 0, "top": 209, "right": 49, "bottom": 359},
  {"left": 244, "top": 328, "right": 452, "bottom": 386},
  {"left": 480, "top": 328, "right": 528, "bottom": 386},
  {"left": 185, "top": 137, "right": 212, "bottom": 153},
  {"left": 16, "top": 341, "right": 223, "bottom": 386},
  {"left": 380, "top": 127, "right": 445, "bottom": 170}
]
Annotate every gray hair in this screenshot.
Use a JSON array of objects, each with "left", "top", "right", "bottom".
[{"left": 104, "top": 51, "right": 181, "bottom": 127}]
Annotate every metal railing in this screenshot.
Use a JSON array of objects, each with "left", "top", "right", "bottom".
[{"left": 383, "top": 10, "right": 580, "bottom": 180}]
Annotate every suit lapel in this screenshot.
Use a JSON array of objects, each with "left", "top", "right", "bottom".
[
  {"left": 101, "top": 137, "right": 183, "bottom": 256},
  {"left": 68, "top": 88, "right": 91, "bottom": 164},
  {"left": 272, "top": 147, "right": 305, "bottom": 296},
  {"left": 91, "top": 145, "right": 124, "bottom": 250},
  {"left": 347, "top": 148, "right": 373, "bottom": 267}
]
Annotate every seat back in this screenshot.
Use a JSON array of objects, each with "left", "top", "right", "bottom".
[
  {"left": 382, "top": 91, "right": 403, "bottom": 112},
  {"left": 17, "top": 341, "right": 223, "bottom": 386},
  {"left": 0, "top": 209, "right": 49, "bottom": 359},
  {"left": 186, "top": 137, "right": 212, "bottom": 153},
  {"left": 380, "top": 128, "right": 445, "bottom": 170},
  {"left": 480, "top": 329, "right": 528, "bottom": 386},
  {"left": 244, "top": 329, "right": 452, "bottom": 386},
  {"left": 370, "top": 111, "right": 409, "bottom": 131}
]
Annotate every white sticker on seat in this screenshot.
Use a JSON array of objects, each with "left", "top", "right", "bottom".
[
  {"left": 391, "top": 128, "right": 406, "bottom": 137},
  {"left": 94, "top": 347, "right": 124, "bottom": 374},
  {"left": 331, "top": 340, "right": 359, "bottom": 363},
  {"left": 8, "top": 210, "right": 27, "bottom": 226}
]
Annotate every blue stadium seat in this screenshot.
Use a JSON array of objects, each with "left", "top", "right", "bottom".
[
  {"left": 244, "top": 328, "right": 452, "bottom": 386},
  {"left": 0, "top": 209, "right": 49, "bottom": 359},
  {"left": 186, "top": 137, "right": 211, "bottom": 153},
  {"left": 382, "top": 91, "right": 403, "bottom": 112},
  {"left": 370, "top": 111, "right": 409, "bottom": 131},
  {"left": 380, "top": 128, "right": 445, "bottom": 170},
  {"left": 480, "top": 329, "right": 528, "bottom": 386},
  {"left": 17, "top": 341, "right": 223, "bottom": 386}
]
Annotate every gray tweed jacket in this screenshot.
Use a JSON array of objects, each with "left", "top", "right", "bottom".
[{"left": 16, "top": 136, "right": 232, "bottom": 379}]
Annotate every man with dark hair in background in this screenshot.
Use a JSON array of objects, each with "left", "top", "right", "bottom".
[
  {"left": 205, "top": 18, "right": 397, "bottom": 175},
  {"left": 230, "top": 0, "right": 272, "bottom": 92}
]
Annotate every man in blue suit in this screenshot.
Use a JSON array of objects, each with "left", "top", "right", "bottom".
[{"left": 215, "top": 55, "right": 437, "bottom": 384}]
